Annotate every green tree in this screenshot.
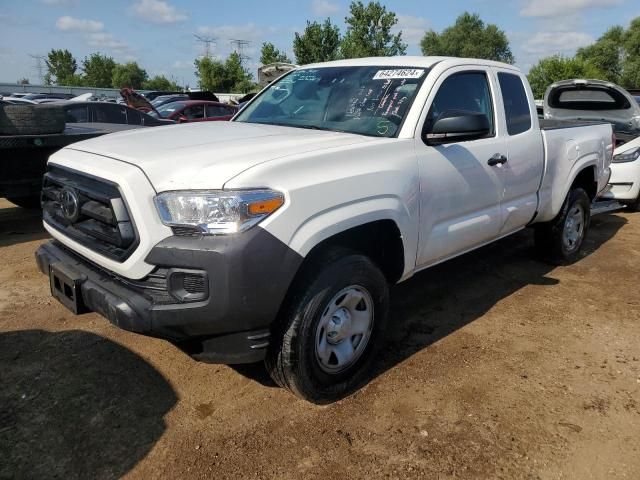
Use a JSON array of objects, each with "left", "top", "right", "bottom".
[
  {"left": 576, "top": 26, "right": 624, "bottom": 83},
  {"left": 111, "top": 62, "right": 148, "bottom": 89},
  {"left": 527, "top": 55, "right": 605, "bottom": 99},
  {"left": 81, "top": 53, "right": 117, "bottom": 88},
  {"left": 293, "top": 19, "right": 341, "bottom": 64},
  {"left": 621, "top": 17, "right": 640, "bottom": 88},
  {"left": 223, "top": 52, "right": 254, "bottom": 92},
  {"left": 44, "top": 49, "right": 78, "bottom": 85},
  {"left": 143, "top": 75, "right": 181, "bottom": 91},
  {"left": 260, "top": 42, "right": 292, "bottom": 65},
  {"left": 340, "top": 1, "right": 406, "bottom": 58},
  {"left": 420, "top": 12, "right": 514, "bottom": 64},
  {"left": 195, "top": 52, "right": 255, "bottom": 93},
  {"left": 194, "top": 56, "right": 226, "bottom": 92}
]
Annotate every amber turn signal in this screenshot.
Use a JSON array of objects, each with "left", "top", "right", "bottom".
[{"left": 248, "top": 197, "right": 284, "bottom": 216}]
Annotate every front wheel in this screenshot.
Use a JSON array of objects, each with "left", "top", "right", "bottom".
[
  {"left": 534, "top": 187, "right": 591, "bottom": 264},
  {"left": 266, "top": 248, "right": 389, "bottom": 403}
]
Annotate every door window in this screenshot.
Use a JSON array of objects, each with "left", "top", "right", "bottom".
[
  {"left": 498, "top": 72, "right": 532, "bottom": 135},
  {"left": 65, "top": 105, "right": 88, "bottom": 123},
  {"left": 184, "top": 105, "right": 205, "bottom": 119},
  {"left": 205, "top": 105, "right": 228, "bottom": 117},
  {"left": 424, "top": 71, "right": 494, "bottom": 138},
  {"left": 95, "top": 104, "right": 127, "bottom": 124},
  {"left": 126, "top": 107, "right": 142, "bottom": 125}
]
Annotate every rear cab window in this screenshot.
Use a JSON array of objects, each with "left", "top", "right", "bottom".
[{"left": 497, "top": 72, "right": 532, "bottom": 135}]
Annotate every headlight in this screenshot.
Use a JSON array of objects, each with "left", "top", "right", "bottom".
[
  {"left": 613, "top": 147, "right": 640, "bottom": 163},
  {"left": 154, "top": 189, "right": 284, "bottom": 234}
]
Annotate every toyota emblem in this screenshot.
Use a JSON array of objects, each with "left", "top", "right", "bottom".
[{"left": 59, "top": 187, "right": 80, "bottom": 222}]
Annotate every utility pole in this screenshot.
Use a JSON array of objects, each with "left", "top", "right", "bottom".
[
  {"left": 29, "top": 53, "right": 45, "bottom": 85},
  {"left": 194, "top": 34, "right": 217, "bottom": 59},
  {"left": 230, "top": 39, "right": 251, "bottom": 65}
]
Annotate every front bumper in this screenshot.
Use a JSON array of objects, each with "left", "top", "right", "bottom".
[{"left": 36, "top": 228, "right": 303, "bottom": 364}]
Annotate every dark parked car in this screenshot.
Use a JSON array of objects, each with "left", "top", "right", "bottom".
[
  {"left": 142, "top": 90, "right": 184, "bottom": 101},
  {"left": 63, "top": 102, "right": 174, "bottom": 126},
  {"left": 149, "top": 100, "right": 236, "bottom": 122}
]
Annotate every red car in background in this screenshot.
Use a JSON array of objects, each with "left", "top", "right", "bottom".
[{"left": 149, "top": 100, "right": 237, "bottom": 123}]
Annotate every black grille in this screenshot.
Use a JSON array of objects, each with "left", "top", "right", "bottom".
[
  {"left": 183, "top": 275, "right": 206, "bottom": 294},
  {"left": 42, "top": 165, "right": 138, "bottom": 262}
]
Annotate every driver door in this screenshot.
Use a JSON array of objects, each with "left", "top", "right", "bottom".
[{"left": 415, "top": 67, "right": 507, "bottom": 267}]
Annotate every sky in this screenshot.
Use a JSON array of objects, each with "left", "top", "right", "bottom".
[{"left": 0, "top": 0, "right": 637, "bottom": 88}]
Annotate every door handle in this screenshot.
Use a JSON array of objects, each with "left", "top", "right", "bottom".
[{"left": 488, "top": 154, "right": 508, "bottom": 166}]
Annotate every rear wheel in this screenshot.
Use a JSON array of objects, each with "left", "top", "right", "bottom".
[
  {"left": 266, "top": 248, "right": 389, "bottom": 403},
  {"left": 534, "top": 188, "right": 591, "bottom": 264}
]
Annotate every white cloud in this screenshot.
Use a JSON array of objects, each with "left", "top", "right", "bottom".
[
  {"left": 521, "top": 31, "right": 594, "bottom": 56},
  {"left": 521, "top": 0, "right": 623, "bottom": 17},
  {"left": 394, "top": 14, "right": 428, "bottom": 47},
  {"left": 88, "top": 32, "right": 129, "bottom": 52},
  {"left": 312, "top": 0, "right": 339, "bottom": 16},
  {"left": 130, "top": 0, "right": 187, "bottom": 24},
  {"left": 56, "top": 16, "right": 103, "bottom": 32}
]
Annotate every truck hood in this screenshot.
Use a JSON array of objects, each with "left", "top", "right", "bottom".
[{"left": 65, "top": 122, "right": 376, "bottom": 191}]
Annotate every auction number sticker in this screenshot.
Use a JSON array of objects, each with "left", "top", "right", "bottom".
[{"left": 373, "top": 69, "right": 425, "bottom": 80}]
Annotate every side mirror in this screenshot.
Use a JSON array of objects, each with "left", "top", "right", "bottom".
[{"left": 425, "top": 111, "right": 490, "bottom": 145}]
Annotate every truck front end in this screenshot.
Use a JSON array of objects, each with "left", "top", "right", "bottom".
[{"left": 36, "top": 145, "right": 302, "bottom": 364}]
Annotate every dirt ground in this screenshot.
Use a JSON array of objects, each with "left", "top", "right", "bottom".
[{"left": 0, "top": 197, "right": 639, "bottom": 480}]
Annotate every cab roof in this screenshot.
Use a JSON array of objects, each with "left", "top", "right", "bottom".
[{"left": 302, "top": 56, "right": 519, "bottom": 71}]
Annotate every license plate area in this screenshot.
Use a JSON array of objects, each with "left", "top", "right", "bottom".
[{"left": 49, "top": 263, "right": 88, "bottom": 314}]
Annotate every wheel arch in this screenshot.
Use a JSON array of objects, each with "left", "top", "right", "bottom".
[{"left": 284, "top": 197, "right": 414, "bottom": 284}]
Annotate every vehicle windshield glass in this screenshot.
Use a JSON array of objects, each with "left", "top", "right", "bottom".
[
  {"left": 234, "top": 66, "right": 429, "bottom": 137},
  {"left": 151, "top": 101, "right": 185, "bottom": 118}
]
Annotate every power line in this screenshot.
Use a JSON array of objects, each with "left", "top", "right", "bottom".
[
  {"left": 29, "top": 53, "right": 45, "bottom": 84},
  {"left": 230, "top": 39, "right": 251, "bottom": 64},
  {"left": 194, "top": 34, "right": 217, "bottom": 59}
]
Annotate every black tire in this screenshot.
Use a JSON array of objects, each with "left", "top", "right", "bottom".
[
  {"left": 0, "top": 104, "right": 66, "bottom": 135},
  {"left": 266, "top": 248, "right": 389, "bottom": 403},
  {"left": 7, "top": 196, "right": 41, "bottom": 209},
  {"left": 534, "top": 188, "right": 591, "bottom": 264}
]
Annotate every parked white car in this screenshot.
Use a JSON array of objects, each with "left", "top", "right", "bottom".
[
  {"left": 36, "top": 57, "right": 613, "bottom": 402},
  {"left": 604, "top": 136, "right": 640, "bottom": 210}
]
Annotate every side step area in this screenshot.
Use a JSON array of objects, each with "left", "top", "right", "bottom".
[{"left": 591, "top": 199, "right": 625, "bottom": 217}]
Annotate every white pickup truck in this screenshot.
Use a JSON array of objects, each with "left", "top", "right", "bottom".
[{"left": 36, "top": 57, "right": 613, "bottom": 402}]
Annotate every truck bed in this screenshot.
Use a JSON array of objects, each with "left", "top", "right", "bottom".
[{"left": 535, "top": 121, "right": 613, "bottom": 223}]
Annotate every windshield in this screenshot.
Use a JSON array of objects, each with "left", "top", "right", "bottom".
[
  {"left": 234, "top": 66, "right": 429, "bottom": 137},
  {"left": 150, "top": 101, "right": 185, "bottom": 118}
]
